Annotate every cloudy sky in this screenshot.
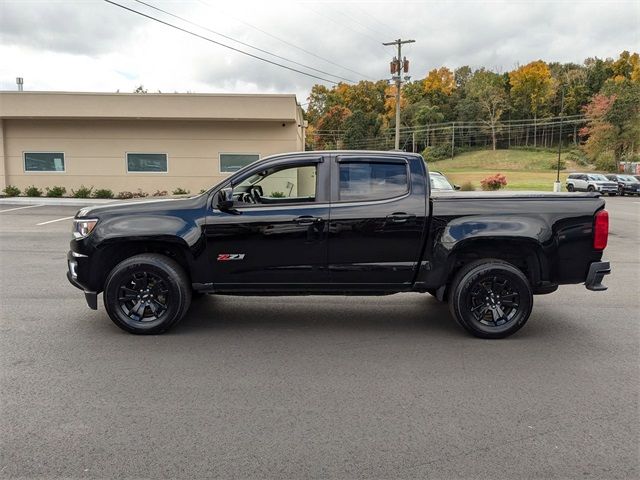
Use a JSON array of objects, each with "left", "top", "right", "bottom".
[{"left": 1, "top": 0, "right": 638, "bottom": 102}]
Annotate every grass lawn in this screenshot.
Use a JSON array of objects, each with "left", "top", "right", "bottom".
[{"left": 429, "top": 148, "right": 593, "bottom": 191}]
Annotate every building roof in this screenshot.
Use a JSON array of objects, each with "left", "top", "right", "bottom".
[{"left": 0, "top": 91, "right": 303, "bottom": 122}]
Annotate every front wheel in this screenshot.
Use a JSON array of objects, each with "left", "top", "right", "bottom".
[
  {"left": 448, "top": 260, "right": 533, "bottom": 339},
  {"left": 587, "top": 185, "right": 595, "bottom": 192},
  {"left": 104, "top": 254, "right": 192, "bottom": 334}
]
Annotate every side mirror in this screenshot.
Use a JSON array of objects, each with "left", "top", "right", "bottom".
[
  {"left": 217, "top": 187, "right": 234, "bottom": 210},
  {"left": 454, "top": 184, "right": 461, "bottom": 190}
]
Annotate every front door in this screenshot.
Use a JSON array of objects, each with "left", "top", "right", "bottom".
[
  {"left": 205, "top": 158, "right": 330, "bottom": 289},
  {"left": 327, "top": 154, "right": 427, "bottom": 287}
]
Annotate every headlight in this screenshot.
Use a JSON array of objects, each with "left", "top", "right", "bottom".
[{"left": 72, "top": 218, "right": 98, "bottom": 239}]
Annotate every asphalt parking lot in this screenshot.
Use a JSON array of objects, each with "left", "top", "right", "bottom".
[{"left": 1, "top": 197, "right": 638, "bottom": 479}]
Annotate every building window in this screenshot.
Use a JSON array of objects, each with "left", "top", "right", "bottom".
[
  {"left": 339, "top": 161, "right": 408, "bottom": 201},
  {"left": 24, "top": 152, "right": 65, "bottom": 172},
  {"left": 220, "top": 153, "right": 260, "bottom": 173},
  {"left": 127, "top": 153, "right": 168, "bottom": 173}
]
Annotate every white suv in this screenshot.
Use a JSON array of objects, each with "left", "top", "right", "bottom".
[{"left": 566, "top": 173, "right": 618, "bottom": 195}]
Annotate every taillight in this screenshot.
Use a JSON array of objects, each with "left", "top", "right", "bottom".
[{"left": 593, "top": 209, "right": 609, "bottom": 250}]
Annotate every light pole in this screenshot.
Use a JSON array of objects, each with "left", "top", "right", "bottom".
[{"left": 554, "top": 88, "right": 565, "bottom": 192}]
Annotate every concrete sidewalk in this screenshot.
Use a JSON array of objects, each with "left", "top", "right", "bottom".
[{"left": 0, "top": 197, "right": 121, "bottom": 207}]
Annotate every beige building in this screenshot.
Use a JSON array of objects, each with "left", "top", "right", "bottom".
[{"left": 0, "top": 91, "right": 305, "bottom": 195}]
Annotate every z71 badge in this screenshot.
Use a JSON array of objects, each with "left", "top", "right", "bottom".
[{"left": 217, "top": 253, "right": 246, "bottom": 261}]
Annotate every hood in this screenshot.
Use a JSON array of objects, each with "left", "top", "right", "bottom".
[{"left": 76, "top": 194, "right": 208, "bottom": 219}]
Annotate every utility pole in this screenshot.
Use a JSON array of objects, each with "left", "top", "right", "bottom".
[
  {"left": 554, "top": 88, "right": 565, "bottom": 192},
  {"left": 383, "top": 39, "right": 414, "bottom": 150}
]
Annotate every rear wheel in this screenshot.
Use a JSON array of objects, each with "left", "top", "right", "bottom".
[
  {"left": 104, "top": 254, "right": 192, "bottom": 334},
  {"left": 566, "top": 183, "right": 575, "bottom": 192},
  {"left": 618, "top": 186, "right": 625, "bottom": 196},
  {"left": 448, "top": 260, "right": 533, "bottom": 339}
]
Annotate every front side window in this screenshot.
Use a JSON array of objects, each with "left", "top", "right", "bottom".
[
  {"left": 24, "top": 152, "right": 64, "bottom": 172},
  {"left": 235, "top": 164, "right": 316, "bottom": 204},
  {"left": 339, "top": 161, "right": 408, "bottom": 201},
  {"left": 220, "top": 153, "right": 260, "bottom": 173},
  {"left": 127, "top": 153, "right": 167, "bottom": 173}
]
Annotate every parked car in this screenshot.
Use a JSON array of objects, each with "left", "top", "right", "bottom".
[
  {"left": 68, "top": 151, "right": 610, "bottom": 339},
  {"left": 429, "top": 171, "right": 460, "bottom": 191},
  {"left": 566, "top": 173, "right": 618, "bottom": 195},
  {"left": 606, "top": 174, "right": 640, "bottom": 196},
  {"left": 634, "top": 175, "right": 640, "bottom": 182}
]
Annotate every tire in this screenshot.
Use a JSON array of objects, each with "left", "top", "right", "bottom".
[
  {"left": 618, "top": 187, "right": 624, "bottom": 196},
  {"left": 566, "top": 184, "right": 575, "bottom": 192},
  {"left": 103, "top": 253, "right": 192, "bottom": 334},
  {"left": 448, "top": 259, "right": 533, "bottom": 339},
  {"left": 587, "top": 185, "right": 595, "bottom": 192}
]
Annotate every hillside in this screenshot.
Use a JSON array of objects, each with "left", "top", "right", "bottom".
[{"left": 430, "top": 148, "right": 593, "bottom": 191}]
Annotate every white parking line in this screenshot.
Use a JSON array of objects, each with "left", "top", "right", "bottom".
[
  {"left": 36, "top": 216, "right": 75, "bottom": 226},
  {"left": 0, "top": 204, "right": 44, "bottom": 213}
]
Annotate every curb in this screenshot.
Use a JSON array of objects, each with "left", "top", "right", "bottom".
[{"left": 0, "top": 197, "right": 122, "bottom": 207}]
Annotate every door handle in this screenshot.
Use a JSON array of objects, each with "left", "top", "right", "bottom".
[
  {"left": 294, "top": 215, "right": 322, "bottom": 226},
  {"left": 386, "top": 213, "right": 415, "bottom": 223}
]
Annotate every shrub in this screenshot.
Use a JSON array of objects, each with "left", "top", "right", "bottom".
[
  {"left": 172, "top": 187, "right": 190, "bottom": 195},
  {"left": 152, "top": 190, "right": 168, "bottom": 197},
  {"left": 116, "top": 191, "right": 134, "bottom": 199},
  {"left": 566, "top": 149, "right": 590, "bottom": 167},
  {"left": 548, "top": 158, "right": 567, "bottom": 170},
  {"left": 93, "top": 188, "right": 114, "bottom": 199},
  {"left": 3, "top": 185, "right": 21, "bottom": 197},
  {"left": 460, "top": 181, "right": 475, "bottom": 191},
  {"left": 72, "top": 185, "right": 93, "bottom": 198},
  {"left": 270, "top": 191, "right": 286, "bottom": 198},
  {"left": 199, "top": 189, "right": 207, "bottom": 194},
  {"left": 45, "top": 185, "right": 67, "bottom": 197},
  {"left": 422, "top": 144, "right": 451, "bottom": 162},
  {"left": 25, "top": 185, "right": 43, "bottom": 197},
  {"left": 132, "top": 189, "right": 148, "bottom": 198},
  {"left": 480, "top": 173, "right": 507, "bottom": 191}
]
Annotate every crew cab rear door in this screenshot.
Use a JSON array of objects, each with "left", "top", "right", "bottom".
[{"left": 327, "top": 154, "right": 428, "bottom": 286}]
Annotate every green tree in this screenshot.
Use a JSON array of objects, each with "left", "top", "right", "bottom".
[
  {"left": 314, "top": 105, "right": 352, "bottom": 149},
  {"left": 465, "top": 69, "right": 508, "bottom": 150}
]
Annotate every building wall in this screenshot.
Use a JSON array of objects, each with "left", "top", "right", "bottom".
[{"left": 3, "top": 118, "right": 302, "bottom": 194}]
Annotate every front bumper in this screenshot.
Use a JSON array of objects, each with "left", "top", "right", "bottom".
[
  {"left": 67, "top": 250, "right": 98, "bottom": 309},
  {"left": 585, "top": 261, "right": 611, "bottom": 291}
]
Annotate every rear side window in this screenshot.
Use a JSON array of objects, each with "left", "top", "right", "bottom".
[{"left": 339, "top": 161, "right": 408, "bottom": 201}]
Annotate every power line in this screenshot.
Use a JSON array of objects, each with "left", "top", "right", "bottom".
[
  {"left": 196, "top": 0, "right": 373, "bottom": 81},
  {"left": 103, "top": 0, "right": 341, "bottom": 85},
  {"left": 131, "top": 0, "right": 356, "bottom": 83}
]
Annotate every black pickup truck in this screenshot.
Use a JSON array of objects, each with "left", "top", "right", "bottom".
[{"left": 67, "top": 151, "right": 611, "bottom": 338}]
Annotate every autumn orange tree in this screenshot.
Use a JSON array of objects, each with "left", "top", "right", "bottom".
[{"left": 508, "top": 61, "right": 556, "bottom": 147}]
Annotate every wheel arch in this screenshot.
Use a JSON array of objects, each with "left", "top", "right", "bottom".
[{"left": 91, "top": 238, "right": 194, "bottom": 293}]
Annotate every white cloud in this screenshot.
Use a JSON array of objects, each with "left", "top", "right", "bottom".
[{"left": 0, "top": 0, "right": 638, "bottom": 101}]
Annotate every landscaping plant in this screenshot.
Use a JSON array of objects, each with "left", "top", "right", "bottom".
[
  {"left": 25, "top": 185, "right": 43, "bottom": 197},
  {"left": 93, "top": 189, "right": 114, "bottom": 199},
  {"left": 2, "top": 185, "right": 21, "bottom": 197},
  {"left": 480, "top": 174, "right": 508, "bottom": 191},
  {"left": 72, "top": 185, "right": 93, "bottom": 198},
  {"left": 45, "top": 186, "right": 67, "bottom": 197}
]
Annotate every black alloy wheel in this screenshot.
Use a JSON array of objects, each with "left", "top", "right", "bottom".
[
  {"left": 449, "top": 259, "right": 533, "bottom": 339},
  {"left": 118, "top": 271, "right": 169, "bottom": 323},
  {"left": 104, "top": 254, "right": 191, "bottom": 334},
  {"left": 566, "top": 184, "right": 575, "bottom": 192}
]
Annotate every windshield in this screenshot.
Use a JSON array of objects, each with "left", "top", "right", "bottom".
[
  {"left": 619, "top": 175, "right": 639, "bottom": 182},
  {"left": 430, "top": 173, "right": 454, "bottom": 190},
  {"left": 588, "top": 174, "right": 609, "bottom": 182}
]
